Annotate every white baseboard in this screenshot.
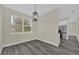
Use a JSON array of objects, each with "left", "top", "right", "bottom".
[
  {"left": 37, "top": 39, "right": 59, "bottom": 47},
  {"left": 0, "top": 47, "right": 3, "bottom": 54},
  {"left": 2, "top": 39, "right": 35, "bottom": 48},
  {"left": 76, "top": 37, "right": 79, "bottom": 43},
  {"left": 2, "top": 38, "right": 59, "bottom": 49},
  {"left": 78, "top": 40, "right": 79, "bottom": 43}
]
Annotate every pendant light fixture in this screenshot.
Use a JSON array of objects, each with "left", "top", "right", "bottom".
[{"left": 32, "top": 4, "right": 38, "bottom": 22}]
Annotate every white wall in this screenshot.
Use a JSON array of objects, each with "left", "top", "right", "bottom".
[
  {"left": 67, "top": 23, "right": 77, "bottom": 36},
  {"left": 38, "top": 9, "right": 60, "bottom": 46},
  {"left": 66, "top": 15, "right": 77, "bottom": 36},
  {"left": 1, "top": 6, "right": 60, "bottom": 47},
  {"left": 2, "top": 7, "right": 39, "bottom": 46},
  {"left": 0, "top": 5, "right": 3, "bottom": 53}
]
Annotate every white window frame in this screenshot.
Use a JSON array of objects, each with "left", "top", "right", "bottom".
[{"left": 11, "top": 15, "right": 32, "bottom": 35}]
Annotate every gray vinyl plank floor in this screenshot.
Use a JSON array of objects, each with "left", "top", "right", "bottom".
[{"left": 1, "top": 36, "right": 79, "bottom": 55}]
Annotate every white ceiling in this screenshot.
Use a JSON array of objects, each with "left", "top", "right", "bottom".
[
  {"left": 2, "top": 4, "right": 79, "bottom": 19},
  {"left": 3, "top": 4, "right": 61, "bottom": 16}
]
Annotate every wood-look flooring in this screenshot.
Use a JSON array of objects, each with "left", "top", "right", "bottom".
[{"left": 1, "top": 36, "right": 79, "bottom": 55}]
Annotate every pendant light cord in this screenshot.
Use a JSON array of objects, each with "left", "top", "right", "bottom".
[{"left": 35, "top": 4, "right": 36, "bottom": 12}]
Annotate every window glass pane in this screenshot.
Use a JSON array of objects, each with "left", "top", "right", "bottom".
[
  {"left": 15, "top": 25, "right": 22, "bottom": 32},
  {"left": 11, "top": 25, "right": 16, "bottom": 32},
  {"left": 24, "top": 19, "right": 31, "bottom": 32},
  {"left": 24, "top": 19, "right": 30, "bottom": 25},
  {"left": 11, "top": 15, "right": 32, "bottom": 33},
  {"left": 24, "top": 26, "right": 31, "bottom": 32},
  {"left": 11, "top": 25, "right": 22, "bottom": 32},
  {"left": 15, "top": 17, "right": 22, "bottom": 25},
  {"left": 11, "top": 16, "right": 22, "bottom": 32}
]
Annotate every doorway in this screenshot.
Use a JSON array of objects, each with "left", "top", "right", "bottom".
[
  {"left": 59, "top": 25, "right": 67, "bottom": 40},
  {"left": 59, "top": 25, "right": 68, "bottom": 44}
]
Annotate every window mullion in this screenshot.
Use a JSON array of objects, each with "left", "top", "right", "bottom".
[{"left": 22, "top": 19, "right": 24, "bottom": 32}]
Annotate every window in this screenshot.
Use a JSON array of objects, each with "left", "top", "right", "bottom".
[{"left": 11, "top": 15, "right": 32, "bottom": 34}]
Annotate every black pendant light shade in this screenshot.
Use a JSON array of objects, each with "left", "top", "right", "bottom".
[{"left": 32, "top": 4, "right": 38, "bottom": 22}]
